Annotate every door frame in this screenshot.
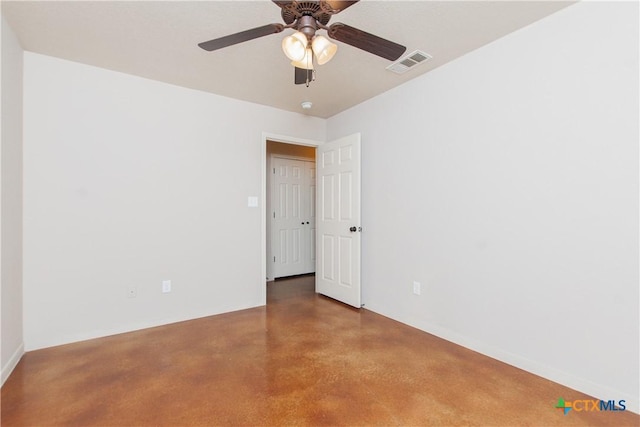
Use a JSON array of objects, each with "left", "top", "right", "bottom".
[{"left": 261, "top": 132, "right": 322, "bottom": 305}]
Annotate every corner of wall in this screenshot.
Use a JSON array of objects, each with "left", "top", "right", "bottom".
[
  {"left": 1, "top": 343, "right": 24, "bottom": 386},
  {"left": 1, "top": 13, "right": 25, "bottom": 385}
]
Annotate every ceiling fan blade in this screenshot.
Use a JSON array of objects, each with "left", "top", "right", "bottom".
[
  {"left": 320, "top": 1, "right": 359, "bottom": 14},
  {"left": 294, "top": 67, "right": 312, "bottom": 85},
  {"left": 198, "top": 23, "right": 284, "bottom": 52},
  {"left": 328, "top": 23, "right": 406, "bottom": 61}
]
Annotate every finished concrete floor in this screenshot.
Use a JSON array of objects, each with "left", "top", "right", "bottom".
[{"left": 2, "top": 275, "right": 638, "bottom": 426}]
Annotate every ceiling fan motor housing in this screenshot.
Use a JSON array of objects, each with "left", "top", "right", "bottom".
[
  {"left": 298, "top": 15, "right": 318, "bottom": 40},
  {"left": 280, "top": 1, "right": 332, "bottom": 26}
]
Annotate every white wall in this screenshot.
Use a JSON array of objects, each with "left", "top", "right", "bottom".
[
  {"left": 1, "top": 15, "right": 25, "bottom": 384},
  {"left": 328, "top": 1, "right": 639, "bottom": 413},
  {"left": 23, "top": 53, "right": 325, "bottom": 350}
]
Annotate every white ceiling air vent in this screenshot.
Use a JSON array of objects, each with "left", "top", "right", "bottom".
[{"left": 386, "top": 50, "right": 432, "bottom": 74}]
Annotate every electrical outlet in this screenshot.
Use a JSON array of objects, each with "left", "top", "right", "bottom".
[
  {"left": 413, "top": 281, "right": 421, "bottom": 295},
  {"left": 162, "top": 280, "right": 171, "bottom": 293},
  {"left": 127, "top": 285, "right": 137, "bottom": 298}
]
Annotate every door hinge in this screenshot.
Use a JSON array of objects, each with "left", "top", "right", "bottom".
[
  {"left": 273, "top": 212, "right": 275, "bottom": 218},
  {"left": 273, "top": 256, "right": 276, "bottom": 262},
  {"left": 273, "top": 168, "right": 276, "bottom": 174}
]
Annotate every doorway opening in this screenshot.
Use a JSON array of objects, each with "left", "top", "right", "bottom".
[
  {"left": 267, "top": 273, "right": 316, "bottom": 305},
  {"left": 266, "top": 140, "right": 317, "bottom": 281},
  {"left": 261, "top": 134, "right": 322, "bottom": 305}
]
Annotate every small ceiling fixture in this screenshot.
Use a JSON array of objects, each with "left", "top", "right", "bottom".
[{"left": 301, "top": 101, "right": 313, "bottom": 110}]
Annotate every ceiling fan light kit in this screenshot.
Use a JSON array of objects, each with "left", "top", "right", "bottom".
[
  {"left": 283, "top": 31, "right": 337, "bottom": 69},
  {"left": 291, "top": 47, "right": 315, "bottom": 70},
  {"left": 311, "top": 35, "right": 337, "bottom": 65},
  {"left": 282, "top": 31, "right": 308, "bottom": 61},
  {"left": 199, "top": 1, "right": 407, "bottom": 86}
]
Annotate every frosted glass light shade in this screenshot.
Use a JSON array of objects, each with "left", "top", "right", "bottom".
[
  {"left": 291, "top": 48, "right": 314, "bottom": 70},
  {"left": 282, "top": 32, "right": 308, "bottom": 61},
  {"left": 312, "top": 35, "right": 337, "bottom": 65}
]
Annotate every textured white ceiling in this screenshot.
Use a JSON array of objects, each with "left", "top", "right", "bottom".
[{"left": 2, "top": 1, "right": 574, "bottom": 118}]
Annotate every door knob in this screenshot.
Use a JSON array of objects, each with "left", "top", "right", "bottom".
[{"left": 349, "top": 226, "right": 357, "bottom": 232}]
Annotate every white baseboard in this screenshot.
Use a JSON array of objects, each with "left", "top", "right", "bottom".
[
  {"left": 364, "top": 304, "right": 639, "bottom": 415},
  {"left": 24, "top": 302, "right": 264, "bottom": 352},
  {"left": 1, "top": 342, "right": 25, "bottom": 386}
]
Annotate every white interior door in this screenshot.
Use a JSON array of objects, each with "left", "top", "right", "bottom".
[
  {"left": 316, "top": 133, "right": 361, "bottom": 308},
  {"left": 272, "top": 157, "right": 315, "bottom": 278}
]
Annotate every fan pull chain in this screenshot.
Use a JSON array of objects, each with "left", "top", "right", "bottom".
[
  {"left": 305, "top": 69, "right": 316, "bottom": 87},
  {"left": 305, "top": 49, "right": 315, "bottom": 87}
]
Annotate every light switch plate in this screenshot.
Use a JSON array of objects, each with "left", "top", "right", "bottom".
[
  {"left": 162, "top": 280, "right": 171, "bottom": 293},
  {"left": 413, "top": 281, "right": 421, "bottom": 295},
  {"left": 247, "top": 196, "right": 258, "bottom": 208}
]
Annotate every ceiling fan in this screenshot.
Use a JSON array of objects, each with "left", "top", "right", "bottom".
[{"left": 198, "top": 0, "right": 407, "bottom": 86}]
